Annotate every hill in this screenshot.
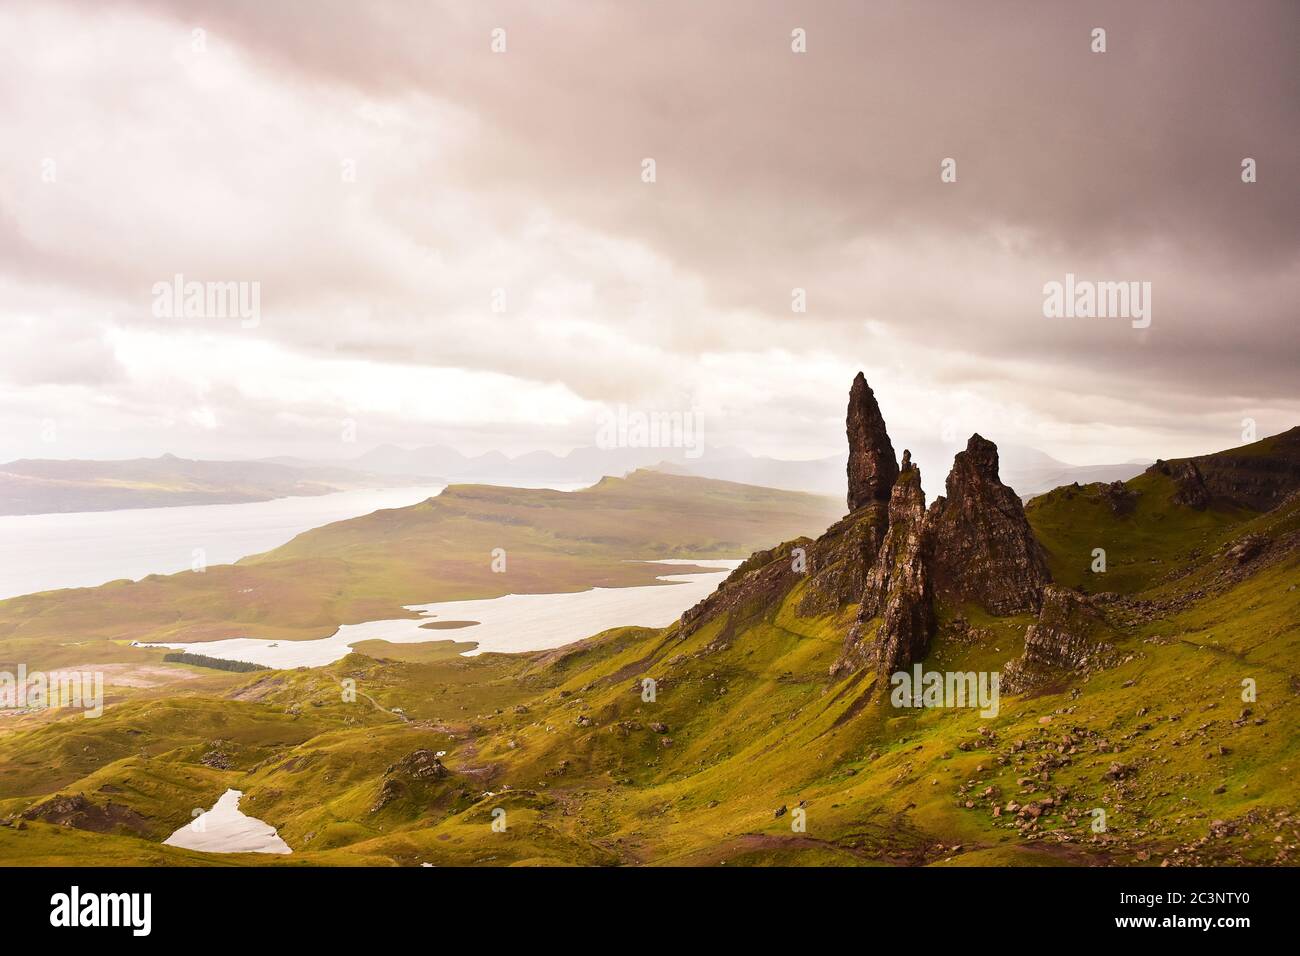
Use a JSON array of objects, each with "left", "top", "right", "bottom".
[
  {"left": 0, "top": 384, "right": 1294, "bottom": 867},
  {"left": 0, "top": 470, "right": 843, "bottom": 671}
]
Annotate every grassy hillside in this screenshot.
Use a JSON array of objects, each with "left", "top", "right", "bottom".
[
  {"left": 1025, "top": 471, "right": 1251, "bottom": 593},
  {"left": 1, "top": 452, "right": 1295, "bottom": 867}
]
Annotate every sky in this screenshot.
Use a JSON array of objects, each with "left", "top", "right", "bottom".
[{"left": 1, "top": 0, "right": 1296, "bottom": 467}]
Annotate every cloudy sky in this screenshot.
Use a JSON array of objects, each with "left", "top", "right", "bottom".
[{"left": 1, "top": 0, "right": 1296, "bottom": 468}]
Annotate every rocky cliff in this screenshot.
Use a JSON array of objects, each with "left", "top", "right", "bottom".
[
  {"left": 1002, "top": 585, "right": 1117, "bottom": 692},
  {"left": 1148, "top": 425, "right": 1300, "bottom": 512},
  {"left": 682, "top": 373, "right": 1053, "bottom": 683},
  {"left": 834, "top": 451, "right": 932, "bottom": 677},
  {"left": 926, "top": 434, "right": 1051, "bottom": 616}
]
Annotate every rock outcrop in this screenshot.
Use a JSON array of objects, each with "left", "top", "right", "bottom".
[
  {"left": 834, "top": 451, "right": 934, "bottom": 677},
  {"left": 1149, "top": 427, "right": 1300, "bottom": 512},
  {"left": 674, "top": 374, "right": 1058, "bottom": 685},
  {"left": 846, "top": 372, "right": 899, "bottom": 513},
  {"left": 1151, "top": 458, "right": 1211, "bottom": 510},
  {"left": 682, "top": 373, "right": 901, "bottom": 635},
  {"left": 1100, "top": 480, "right": 1138, "bottom": 515},
  {"left": 926, "top": 434, "right": 1050, "bottom": 615},
  {"left": 20, "top": 793, "right": 153, "bottom": 837},
  {"left": 371, "top": 749, "right": 452, "bottom": 813},
  {"left": 679, "top": 537, "right": 813, "bottom": 641},
  {"left": 1003, "top": 585, "right": 1115, "bottom": 692},
  {"left": 795, "top": 508, "right": 890, "bottom": 616}
]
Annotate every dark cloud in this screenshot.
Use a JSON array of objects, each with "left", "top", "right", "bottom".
[{"left": 0, "top": 0, "right": 1295, "bottom": 463}]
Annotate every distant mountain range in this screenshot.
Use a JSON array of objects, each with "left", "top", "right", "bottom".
[
  {"left": 1, "top": 441, "right": 1149, "bottom": 516},
  {"left": 279, "top": 440, "right": 1150, "bottom": 501},
  {"left": 0, "top": 454, "right": 398, "bottom": 516}
]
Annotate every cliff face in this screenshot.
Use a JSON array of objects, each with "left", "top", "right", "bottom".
[
  {"left": 1148, "top": 426, "right": 1300, "bottom": 512},
  {"left": 834, "top": 452, "right": 932, "bottom": 677},
  {"left": 926, "top": 434, "right": 1051, "bottom": 616}
]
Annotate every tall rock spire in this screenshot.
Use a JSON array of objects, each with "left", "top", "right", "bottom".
[{"left": 846, "top": 372, "right": 899, "bottom": 513}]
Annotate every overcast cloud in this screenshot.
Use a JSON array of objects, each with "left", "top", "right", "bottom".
[{"left": 1, "top": 0, "right": 1296, "bottom": 466}]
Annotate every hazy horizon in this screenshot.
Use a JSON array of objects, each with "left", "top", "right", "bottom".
[{"left": 1, "top": 432, "right": 1166, "bottom": 470}]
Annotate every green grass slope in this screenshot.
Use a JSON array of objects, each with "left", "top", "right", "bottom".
[{"left": 1, "top": 444, "right": 1296, "bottom": 867}]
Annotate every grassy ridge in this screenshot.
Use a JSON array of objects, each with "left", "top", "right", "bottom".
[{"left": 1026, "top": 472, "right": 1251, "bottom": 593}]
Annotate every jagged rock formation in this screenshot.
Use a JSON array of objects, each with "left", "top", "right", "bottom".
[
  {"left": 794, "top": 509, "right": 889, "bottom": 616},
  {"left": 682, "top": 375, "right": 900, "bottom": 633},
  {"left": 1003, "top": 585, "right": 1116, "bottom": 692},
  {"left": 834, "top": 451, "right": 933, "bottom": 676},
  {"left": 926, "top": 434, "right": 1051, "bottom": 615},
  {"left": 677, "top": 374, "right": 1055, "bottom": 684},
  {"left": 846, "top": 371, "right": 899, "bottom": 513}
]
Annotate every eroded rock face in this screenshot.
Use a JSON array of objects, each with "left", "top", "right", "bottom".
[
  {"left": 835, "top": 452, "right": 934, "bottom": 677},
  {"left": 675, "top": 377, "right": 1059, "bottom": 685},
  {"left": 926, "top": 434, "right": 1050, "bottom": 615},
  {"left": 679, "top": 373, "right": 899, "bottom": 639},
  {"left": 859, "top": 452, "right": 925, "bottom": 619},
  {"left": 1021, "top": 586, "right": 1109, "bottom": 669},
  {"left": 1003, "top": 585, "right": 1115, "bottom": 692},
  {"left": 1162, "top": 426, "right": 1300, "bottom": 512},
  {"left": 795, "top": 506, "right": 889, "bottom": 616},
  {"left": 1151, "top": 459, "right": 1211, "bottom": 510},
  {"left": 846, "top": 372, "right": 899, "bottom": 513},
  {"left": 679, "top": 538, "right": 810, "bottom": 642}
]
